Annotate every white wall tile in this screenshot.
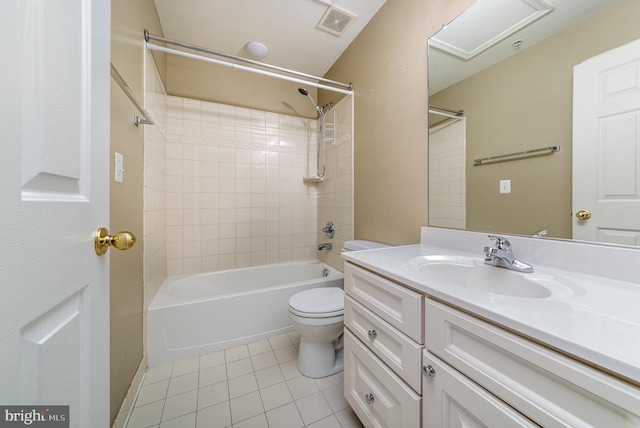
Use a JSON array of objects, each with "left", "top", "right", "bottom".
[
  {"left": 145, "top": 89, "right": 352, "bottom": 281},
  {"left": 429, "top": 118, "right": 466, "bottom": 229}
]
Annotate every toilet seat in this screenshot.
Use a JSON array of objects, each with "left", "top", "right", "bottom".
[{"left": 288, "top": 287, "right": 344, "bottom": 318}]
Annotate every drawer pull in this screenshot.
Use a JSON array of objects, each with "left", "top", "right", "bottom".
[
  {"left": 367, "top": 329, "right": 378, "bottom": 340},
  {"left": 423, "top": 365, "right": 436, "bottom": 378},
  {"left": 364, "top": 393, "right": 375, "bottom": 404}
]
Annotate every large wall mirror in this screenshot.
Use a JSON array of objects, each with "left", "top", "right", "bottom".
[{"left": 428, "top": 0, "right": 640, "bottom": 246}]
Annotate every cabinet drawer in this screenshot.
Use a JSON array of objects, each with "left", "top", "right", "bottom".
[
  {"left": 426, "top": 299, "right": 640, "bottom": 427},
  {"left": 345, "top": 262, "right": 423, "bottom": 343},
  {"left": 422, "top": 351, "right": 537, "bottom": 428},
  {"left": 344, "top": 330, "right": 421, "bottom": 428},
  {"left": 345, "top": 295, "right": 423, "bottom": 393}
]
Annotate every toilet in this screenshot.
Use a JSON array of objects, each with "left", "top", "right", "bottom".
[{"left": 288, "top": 240, "right": 389, "bottom": 378}]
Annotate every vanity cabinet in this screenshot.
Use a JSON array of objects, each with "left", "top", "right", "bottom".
[
  {"left": 343, "top": 260, "right": 640, "bottom": 428},
  {"left": 343, "top": 262, "right": 424, "bottom": 427},
  {"left": 424, "top": 298, "right": 640, "bottom": 427}
]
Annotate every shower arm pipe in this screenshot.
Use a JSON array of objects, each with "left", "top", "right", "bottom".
[
  {"left": 144, "top": 30, "right": 353, "bottom": 92},
  {"left": 147, "top": 44, "right": 353, "bottom": 96}
]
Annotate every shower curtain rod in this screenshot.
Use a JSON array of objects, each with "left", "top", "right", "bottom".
[
  {"left": 111, "top": 63, "right": 154, "bottom": 126},
  {"left": 428, "top": 109, "right": 464, "bottom": 120},
  {"left": 429, "top": 105, "right": 464, "bottom": 115},
  {"left": 144, "top": 30, "right": 353, "bottom": 94},
  {"left": 429, "top": 104, "right": 464, "bottom": 119}
]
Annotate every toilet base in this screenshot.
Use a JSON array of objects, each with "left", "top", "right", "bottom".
[{"left": 297, "top": 338, "right": 344, "bottom": 378}]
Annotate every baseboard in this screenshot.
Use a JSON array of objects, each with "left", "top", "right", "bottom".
[{"left": 112, "top": 358, "right": 147, "bottom": 428}]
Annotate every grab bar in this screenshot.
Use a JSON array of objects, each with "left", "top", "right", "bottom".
[
  {"left": 474, "top": 145, "right": 560, "bottom": 165},
  {"left": 110, "top": 63, "right": 154, "bottom": 126}
]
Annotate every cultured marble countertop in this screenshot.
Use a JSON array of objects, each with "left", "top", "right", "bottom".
[{"left": 342, "top": 243, "right": 640, "bottom": 385}]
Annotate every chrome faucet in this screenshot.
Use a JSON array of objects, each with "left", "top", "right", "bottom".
[
  {"left": 531, "top": 229, "right": 547, "bottom": 238},
  {"left": 318, "top": 243, "right": 333, "bottom": 251},
  {"left": 322, "top": 221, "right": 335, "bottom": 239},
  {"left": 483, "top": 235, "right": 533, "bottom": 273}
]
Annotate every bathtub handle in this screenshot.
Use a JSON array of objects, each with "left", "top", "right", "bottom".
[{"left": 367, "top": 329, "right": 377, "bottom": 340}]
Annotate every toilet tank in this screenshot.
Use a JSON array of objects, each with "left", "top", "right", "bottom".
[{"left": 343, "top": 240, "right": 390, "bottom": 251}]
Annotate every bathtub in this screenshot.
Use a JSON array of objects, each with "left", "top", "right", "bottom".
[{"left": 147, "top": 261, "right": 344, "bottom": 367}]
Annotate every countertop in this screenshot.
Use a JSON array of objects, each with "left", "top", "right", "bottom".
[{"left": 342, "top": 243, "right": 640, "bottom": 385}]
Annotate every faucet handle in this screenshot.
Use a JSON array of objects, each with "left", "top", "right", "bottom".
[
  {"left": 488, "top": 235, "right": 510, "bottom": 250},
  {"left": 484, "top": 246, "right": 498, "bottom": 257}
]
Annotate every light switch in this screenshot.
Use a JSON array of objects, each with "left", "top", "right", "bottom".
[
  {"left": 115, "top": 152, "right": 124, "bottom": 183},
  {"left": 500, "top": 179, "right": 511, "bottom": 194}
]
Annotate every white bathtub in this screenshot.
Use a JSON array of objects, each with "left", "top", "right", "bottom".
[{"left": 147, "top": 261, "right": 344, "bottom": 367}]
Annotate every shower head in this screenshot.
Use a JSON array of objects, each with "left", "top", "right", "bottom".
[{"left": 298, "top": 87, "right": 323, "bottom": 116}]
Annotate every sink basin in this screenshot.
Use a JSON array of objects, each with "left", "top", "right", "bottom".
[{"left": 409, "top": 255, "right": 554, "bottom": 298}]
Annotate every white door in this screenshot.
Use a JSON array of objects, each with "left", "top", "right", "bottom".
[
  {"left": 0, "top": 1, "right": 111, "bottom": 427},
  {"left": 573, "top": 38, "right": 640, "bottom": 245}
]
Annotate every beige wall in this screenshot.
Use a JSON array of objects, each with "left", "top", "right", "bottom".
[
  {"left": 162, "top": 0, "right": 476, "bottom": 246},
  {"left": 430, "top": 0, "right": 640, "bottom": 239},
  {"left": 166, "top": 56, "right": 319, "bottom": 119},
  {"left": 110, "top": 0, "right": 165, "bottom": 423},
  {"left": 320, "top": 0, "right": 476, "bottom": 245}
]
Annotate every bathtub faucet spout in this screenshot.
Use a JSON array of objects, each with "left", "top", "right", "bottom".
[{"left": 318, "top": 243, "right": 332, "bottom": 251}]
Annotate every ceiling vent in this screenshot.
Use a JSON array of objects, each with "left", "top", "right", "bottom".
[{"left": 316, "top": 6, "right": 356, "bottom": 36}]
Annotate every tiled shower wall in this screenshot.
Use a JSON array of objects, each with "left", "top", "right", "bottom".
[
  {"left": 164, "top": 99, "right": 319, "bottom": 276},
  {"left": 428, "top": 118, "right": 466, "bottom": 230},
  {"left": 143, "top": 51, "right": 168, "bottom": 308},
  {"left": 317, "top": 97, "right": 354, "bottom": 271},
  {"left": 143, "top": 51, "right": 354, "bottom": 303}
]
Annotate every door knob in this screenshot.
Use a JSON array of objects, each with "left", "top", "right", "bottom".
[
  {"left": 575, "top": 210, "right": 591, "bottom": 220},
  {"left": 94, "top": 227, "right": 136, "bottom": 255}
]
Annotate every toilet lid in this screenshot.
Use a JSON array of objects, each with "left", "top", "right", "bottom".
[{"left": 288, "top": 287, "right": 344, "bottom": 318}]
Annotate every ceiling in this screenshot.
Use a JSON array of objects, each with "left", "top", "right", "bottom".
[
  {"left": 153, "top": 0, "right": 387, "bottom": 78},
  {"left": 428, "top": 0, "right": 620, "bottom": 94}
]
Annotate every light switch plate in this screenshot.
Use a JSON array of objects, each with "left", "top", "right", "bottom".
[
  {"left": 500, "top": 179, "right": 511, "bottom": 193},
  {"left": 115, "top": 152, "right": 124, "bottom": 183}
]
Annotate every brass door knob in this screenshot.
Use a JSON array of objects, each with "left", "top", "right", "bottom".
[
  {"left": 94, "top": 227, "right": 136, "bottom": 255},
  {"left": 575, "top": 210, "right": 592, "bottom": 220}
]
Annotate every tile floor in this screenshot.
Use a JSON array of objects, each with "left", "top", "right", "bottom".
[{"left": 125, "top": 332, "right": 363, "bottom": 428}]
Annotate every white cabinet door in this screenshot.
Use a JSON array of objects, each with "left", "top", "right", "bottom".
[
  {"left": 573, "top": 38, "right": 640, "bottom": 245},
  {"left": 422, "top": 352, "right": 537, "bottom": 428},
  {"left": 0, "top": 1, "right": 111, "bottom": 426}
]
